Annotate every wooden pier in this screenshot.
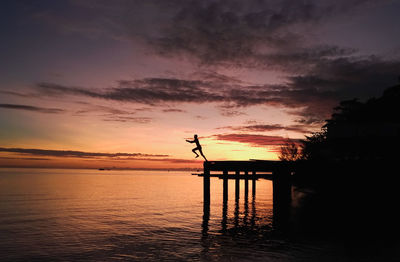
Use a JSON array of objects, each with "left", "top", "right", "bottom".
[
  {"left": 203, "top": 160, "right": 292, "bottom": 200},
  {"left": 201, "top": 160, "right": 293, "bottom": 228}
]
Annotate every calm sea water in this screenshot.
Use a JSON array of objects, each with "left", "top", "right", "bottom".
[{"left": 1, "top": 168, "right": 399, "bottom": 261}]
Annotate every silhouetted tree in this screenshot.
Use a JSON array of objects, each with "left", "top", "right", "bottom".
[
  {"left": 279, "top": 139, "right": 302, "bottom": 161},
  {"left": 300, "top": 83, "right": 400, "bottom": 161},
  {"left": 300, "top": 128, "right": 328, "bottom": 161}
]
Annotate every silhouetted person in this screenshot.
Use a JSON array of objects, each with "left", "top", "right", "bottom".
[{"left": 186, "top": 134, "right": 208, "bottom": 161}]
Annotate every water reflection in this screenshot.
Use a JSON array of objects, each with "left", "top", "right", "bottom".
[
  {"left": 243, "top": 179, "right": 249, "bottom": 227},
  {"left": 201, "top": 202, "right": 209, "bottom": 236},
  {"left": 251, "top": 188, "right": 256, "bottom": 228},
  {"left": 201, "top": 173, "right": 400, "bottom": 261},
  {"left": 203, "top": 178, "right": 270, "bottom": 237},
  {"left": 201, "top": 178, "right": 282, "bottom": 261},
  {"left": 3, "top": 169, "right": 400, "bottom": 261},
  {"left": 221, "top": 178, "right": 228, "bottom": 233}
]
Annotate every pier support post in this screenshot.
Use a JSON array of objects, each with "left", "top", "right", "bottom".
[
  {"left": 203, "top": 162, "right": 210, "bottom": 208},
  {"left": 235, "top": 170, "right": 240, "bottom": 200},
  {"left": 244, "top": 171, "right": 249, "bottom": 199},
  {"left": 252, "top": 171, "right": 256, "bottom": 196},
  {"left": 223, "top": 170, "right": 228, "bottom": 203},
  {"left": 222, "top": 170, "right": 228, "bottom": 232},
  {"left": 234, "top": 176, "right": 240, "bottom": 228}
]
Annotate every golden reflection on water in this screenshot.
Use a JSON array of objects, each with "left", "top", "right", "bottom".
[{"left": 0, "top": 168, "right": 276, "bottom": 261}]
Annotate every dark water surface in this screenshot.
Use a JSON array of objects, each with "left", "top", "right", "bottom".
[{"left": 1, "top": 168, "right": 399, "bottom": 261}]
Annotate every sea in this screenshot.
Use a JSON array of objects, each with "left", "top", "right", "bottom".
[{"left": 1, "top": 168, "right": 399, "bottom": 261}]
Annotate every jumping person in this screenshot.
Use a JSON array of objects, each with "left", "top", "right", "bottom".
[{"left": 186, "top": 134, "right": 208, "bottom": 161}]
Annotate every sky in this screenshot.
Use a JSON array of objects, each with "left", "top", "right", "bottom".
[{"left": 1, "top": 0, "right": 400, "bottom": 169}]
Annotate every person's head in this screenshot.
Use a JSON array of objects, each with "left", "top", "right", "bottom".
[{"left": 194, "top": 134, "right": 198, "bottom": 138}]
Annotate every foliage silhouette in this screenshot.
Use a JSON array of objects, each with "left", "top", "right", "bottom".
[
  {"left": 278, "top": 139, "right": 302, "bottom": 161},
  {"left": 300, "top": 83, "right": 400, "bottom": 161}
]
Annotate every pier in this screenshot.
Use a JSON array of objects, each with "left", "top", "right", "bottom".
[
  {"left": 200, "top": 160, "right": 294, "bottom": 233},
  {"left": 202, "top": 160, "right": 292, "bottom": 201}
]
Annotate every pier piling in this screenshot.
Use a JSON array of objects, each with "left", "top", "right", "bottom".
[{"left": 202, "top": 160, "right": 293, "bottom": 225}]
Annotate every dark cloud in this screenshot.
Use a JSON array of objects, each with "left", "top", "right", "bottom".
[
  {"left": 0, "top": 147, "right": 168, "bottom": 158},
  {"left": 71, "top": 102, "right": 153, "bottom": 123},
  {"left": 256, "top": 45, "right": 357, "bottom": 73},
  {"left": 118, "top": 157, "right": 202, "bottom": 164},
  {"left": 102, "top": 116, "right": 152, "bottom": 123},
  {"left": 36, "top": 83, "right": 101, "bottom": 98},
  {"left": 148, "top": 0, "right": 375, "bottom": 68},
  {"left": 74, "top": 103, "right": 134, "bottom": 115},
  {"left": 195, "top": 115, "right": 207, "bottom": 120},
  {"left": 164, "top": 158, "right": 202, "bottom": 164},
  {"left": 112, "top": 78, "right": 226, "bottom": 104},
  {"left": 16, "top": 0, "right": 398, "bottom": 124},
  {"left": 81, "top": 156, "right": 202, "bottom": 164},
  {"left": 213, "top": 133, "right": 301, "bottom": 147},
  {"left": 36, "top": 77, "right": 337, "bottom": 109},
  {"left": 285, "top": 56, "right": 400, "bottom": 122},
  {"left": 34, "top": 53, "right": 400, "bottom": 123},
  {"left": 219, "top": 124, "right": 310, "bottom": 133},
  {"left": 294, "top": 56, "right": 400, "bottom": 98},
  {"left": 219, "top": 110, "right": 246, "bottom": 117},
  {"left": 20, "top": 0, "right": 377, "bottom": 70},
  {"left": 218, "top": 104, "right": 247, "bottom": 117},
  {"left": 0, "top": 156, "right": 52, "bottom": 161},
  {"left": 36, "top": 80, "right": 224, "bottom": 104},
  {"left": 162, "top": 108, "right": 186, "bottom": 113},
  {"left": 0, "top": 147, "right": 201, "bottom": 165},
  {"left": 0, "top": 103, "right": 64, "bottom": 114},
  {"left": 19, "top": 0, "right": 129, "bottom": 40},
  {"left": 0, "top": 90, "right": 35, "bottom": 98},
  {"left": 190, "top": 71, "right": 244, "bottom": 85}
]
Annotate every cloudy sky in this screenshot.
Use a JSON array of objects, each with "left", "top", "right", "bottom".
[{"left": 1, "top": 0, "right": 400, "bottom": 169}]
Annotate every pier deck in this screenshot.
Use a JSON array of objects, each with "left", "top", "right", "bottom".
[
  {"left": 204, "top": 160, "right": 284, "bottom": 172},
  {"left": 202, "top": 160, "right": 292, "bottom": 204},
  {"left": 193, "top": 173, "right": 273, "bottom": 180}
]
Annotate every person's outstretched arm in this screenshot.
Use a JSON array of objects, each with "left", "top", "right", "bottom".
[{"left": 186, "top": 139, "right": 195, "bottom": 143}]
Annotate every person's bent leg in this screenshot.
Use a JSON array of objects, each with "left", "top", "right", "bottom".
[{"left": 192, "top": 148, "right": 200, "bottom": 157}]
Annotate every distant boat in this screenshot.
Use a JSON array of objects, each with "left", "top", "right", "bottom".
[{"left": 98, "top": 168, "right": 105, "bottom": 171}]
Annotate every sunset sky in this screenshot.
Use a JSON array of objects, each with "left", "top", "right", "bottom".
[{"left": 1, "top": 0, "right": 400, "bottom": 169}]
